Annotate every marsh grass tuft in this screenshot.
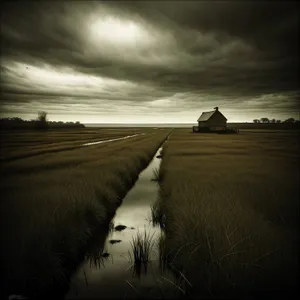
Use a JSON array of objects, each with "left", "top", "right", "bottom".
[
  {"left": 108, "top": 220, "right": 115, "bottom": 233},
  {"left": 129, "top": 231, "right": 156, "bottom": 276},
  {"left": 86, "top": 253, "right": 106, "bottom": 269},
  {"left": 151, "top": 168, "right": 160, "bottom": 182},
  {"left": 151, "top": 167, "right": 164, "bottom": 183},
  {"left": 158, "top": 234, "right": 169, "bottom": 273},
  {"left": 150, "top": 201, "right": 166, "bottom": 228}
]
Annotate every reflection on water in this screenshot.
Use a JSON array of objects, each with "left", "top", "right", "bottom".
[{"left": 65, "top": 145, "right": 179, "bottom": 299}]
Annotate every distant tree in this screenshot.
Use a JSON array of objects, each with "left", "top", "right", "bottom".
[
  {"left": 276, "top": 120, "right": 281, "bottom": 123},
  {"left": 284, "top": 117, "right": 295, "bottom": 124},
  {"left": 36, "top": 111, "right": 48, "bottom": 130},
  {"left": 0, "top": 115, "right": 84, "bottom": 129},
  {"left": 260, "top": 117, "right": 270, "bottom": 123},
  {"left": 253, "top": 119, "right": 259, "bottom": 123},
  {"left": 270, "top": 119, "right": 276, "bottom": 123}
]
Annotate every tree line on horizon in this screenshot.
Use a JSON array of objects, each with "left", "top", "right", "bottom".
[
  {"left": 0, "top": 111, "right": 85, "bottom": 130},
  {"left": 253, "top": 117, "right": 299, "bottom": 124}
]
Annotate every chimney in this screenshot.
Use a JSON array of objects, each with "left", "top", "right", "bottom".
[{"left": 214, "top": 106, "right": 219, "bottom": 111}]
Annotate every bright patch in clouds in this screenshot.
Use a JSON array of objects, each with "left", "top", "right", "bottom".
[
  {"left": 86, "top": 11, "right": 173, "bottom": 64},
  {"left": 90, "top": 17, "right": 141, "bottom": 46}
]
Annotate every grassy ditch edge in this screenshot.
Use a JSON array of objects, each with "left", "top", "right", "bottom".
[
  {"left": 150, "top": 130, "right": 299, "bottom": 299},
  {"left": 1, "top": 131, "right": 170, "bottom": 299}
]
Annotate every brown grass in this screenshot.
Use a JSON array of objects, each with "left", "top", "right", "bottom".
[
  {"left": 152, "top": 129, "right": 299, "bottom": 298},
  {"left": 0, "top": 128, "right": 153, "bottom": 161},
  {"left": 0, "top": 129, "right": 170, "bottom": 298},
  {"left": 129, "top": 231, "right": 156, "bottom": 277}
]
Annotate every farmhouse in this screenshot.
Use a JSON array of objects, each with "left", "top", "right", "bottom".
[{"left": 193, "top": 107, "right": 227, "bottom": 132}]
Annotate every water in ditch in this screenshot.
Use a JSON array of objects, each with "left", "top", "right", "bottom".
[{"left": 65, "top": 142, "right": 180, "bottom": 299}]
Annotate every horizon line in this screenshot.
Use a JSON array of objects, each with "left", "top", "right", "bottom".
[{"left": 82, "top": 121, "right": 256, "bottom": 124}]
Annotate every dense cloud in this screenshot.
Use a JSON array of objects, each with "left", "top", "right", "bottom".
[{"left": 0, "top": 1, "right": 299, "bottom": 122}]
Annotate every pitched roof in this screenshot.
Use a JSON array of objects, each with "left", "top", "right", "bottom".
[
  {"left": 197, "top": 109, "right": 227, "bottom": 122},
  {"left": 197, "top": 111, "right": 216, "bottom": 122}
]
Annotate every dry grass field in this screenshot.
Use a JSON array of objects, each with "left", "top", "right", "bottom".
[
  {"left": 153, "top": 129, "right": 299, "bottom": 298},
  {"left": 0, "top": 128, "right": 148, "bottom": 161},
  {"left": 0, "top": 128, "right": 170, "bottom": 298}
]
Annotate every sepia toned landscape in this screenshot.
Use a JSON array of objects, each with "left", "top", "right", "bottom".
[
  {"left": 1, "top": 1, "right": 299, "bottom": 299},
  {"left": 1, "top": 126, "right": 299, "bottom": 299}
]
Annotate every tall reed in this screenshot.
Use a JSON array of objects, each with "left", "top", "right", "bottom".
[{"left": 129, "top": 231, "right": 156, "bottom": 277}]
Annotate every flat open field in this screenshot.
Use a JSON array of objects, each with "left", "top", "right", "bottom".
[
  {"left": 154, "top": 129, "right": 299, "bottom": 298},
  {"left": 0, "top": 128, "right": 154, "bottom": 161},
  {"left": 1, "top": 128, "right": 299, "bottom": 299},
  {"left": 0, "top": 128, "right": 170, "bottom": 298}
]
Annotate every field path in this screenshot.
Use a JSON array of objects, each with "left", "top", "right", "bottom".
[
  {"left": 82, "top": 133, "right": 145, "bottom": 146},
  {"left": 1, "top": 132, "right": 146, "bottom": 162}
]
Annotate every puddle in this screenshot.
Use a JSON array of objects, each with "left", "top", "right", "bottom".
[
  {"left": 65, "top": 140, "right": 178, "bottom": 299},
  {"left": 82, "top": 133, "right": 145, "bottom": 146}
]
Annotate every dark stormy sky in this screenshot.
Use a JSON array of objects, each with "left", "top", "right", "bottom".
[{"left": 1, "top": 1, "right": 299, "bottom": 123}]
